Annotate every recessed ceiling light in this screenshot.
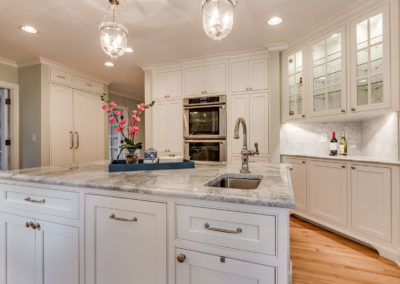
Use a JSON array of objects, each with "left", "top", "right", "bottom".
[
  {"left": 20, "top": 25, "right": 38, "bottom": 34},
  {"left": 125, "top": 47, "right": 134, "bottom": 53},
  {"left": 268, "top": 16, "right": 283, "bottom": 26},
  {"left": 105, "top": 61, "right": 114, "bottom": 67}
]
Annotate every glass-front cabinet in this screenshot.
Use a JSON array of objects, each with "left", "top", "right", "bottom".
[
  {"left": 309, "top": 27, "right": 346, "bottom": 116},
  {"left": 351, "top": 7, "right": 390, "bottom": 112},
  {"left": 287, "top": 48, "right": 305, "bottom": 119}
]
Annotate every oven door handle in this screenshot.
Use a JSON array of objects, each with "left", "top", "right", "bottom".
[
  {"left": 184, "top": 140, "right": 226, "bottom": 144},
  {"left": 184, "top": 105, "right": 225, "bottom": 110}
]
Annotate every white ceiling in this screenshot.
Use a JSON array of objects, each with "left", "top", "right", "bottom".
[{"left": 0, "top": 0, "right": 361, "bottom": 98}]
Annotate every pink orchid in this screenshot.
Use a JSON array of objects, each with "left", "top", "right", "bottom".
[
  {"left": 133, "top": 131, "right": 138, "bottom": 136},
  {"left": 109, "top": 117, "right": 116, "bottom": 123},
  {"left": 106, "top": 108, "right": 112, "bottom": 114},
  {"left": 102, "top": 103, "right": 107, "bottom": 110},
  {"left": 132, "top": 110, "right": 138, "bottom": 115},
  {"left": 116, "top": 120, "right": 126, "bottom": 125},
  {"left": 114, "top": 110, "right": 122, "bottom": 116},
  {"left": 114, "top": 126, "right": 125, "bottom": 133},
  {"left": 109, "top": 101, "right": 117, "bottom": 109},
  {"left": 131, "top": 115, "right": 141, "bottom": 122}
]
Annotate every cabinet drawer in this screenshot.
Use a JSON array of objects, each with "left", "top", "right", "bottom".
[
  {"left": 0, "top": 184, "right": 79, "bottom": 219},
  {"left": 74, "top": 76, "right": 103, "bottom": 93},
  {"left": 50, "top": 68, "right": 73, "bottom": 86},
  {"left": 176, "top": 249, "right": 276, "bottom": 284},
  {"left": 176, "top": 205, "right": 276, "bottom": 255}
]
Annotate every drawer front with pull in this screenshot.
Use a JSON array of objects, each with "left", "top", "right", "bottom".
[
  {"left": 0, "top": 183, "right": 79, "bottom": 219},
  {"left": 74, "top": 76, "right": 103, "bottom": 93},
  {"left": 176, "top": 205, "right": 277, "bottom": 256},
  {"left": 50, "top": 68, "right": 73, "bottom": 86}
]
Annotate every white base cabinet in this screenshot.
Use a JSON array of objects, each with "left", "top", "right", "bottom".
[{"left": 283, "top": 155, "right": 399, "bottom": 263}]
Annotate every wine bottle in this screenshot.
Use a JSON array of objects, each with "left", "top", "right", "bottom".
[
  {"left": 339, "top": 130, "right": 348, "bottom": 156},
  {"left": 329, "top": 132, "right": 338, "bottom": 156}
]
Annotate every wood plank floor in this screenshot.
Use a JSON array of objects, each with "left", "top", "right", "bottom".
[{"left": 290, "top": 216, "right": 400, "bottom": 284}]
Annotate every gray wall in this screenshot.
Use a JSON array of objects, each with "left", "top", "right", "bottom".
[
  {"left": 0, "top": 63, "right": 18, "bottom": 84},
  {"left": 18, "top": 64, "right": 42, "bottom": 168}
]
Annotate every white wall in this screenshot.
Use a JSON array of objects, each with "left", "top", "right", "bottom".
[{"left": 280, "top": 112, "right": 398, "bottom": 159}]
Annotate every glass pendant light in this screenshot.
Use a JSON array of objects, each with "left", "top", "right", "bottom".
[
  {"left": 99, "top": 0, "right": 128, "bottom": 59},
  {"left": 202, "top": 0, "right": 237, "bottom": 41}
]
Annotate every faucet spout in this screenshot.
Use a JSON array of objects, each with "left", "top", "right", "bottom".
[{"left": 234, "top": 117, "right": 247, "bottom": 148}]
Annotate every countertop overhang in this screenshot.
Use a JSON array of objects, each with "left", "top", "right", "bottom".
[{"left": 0, "top": 161, "right": 296, "bottom": 208}]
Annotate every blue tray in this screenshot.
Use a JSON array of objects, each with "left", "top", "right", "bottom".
[{"left": 109, "top": 159, "right": 195, "bottom": 172}]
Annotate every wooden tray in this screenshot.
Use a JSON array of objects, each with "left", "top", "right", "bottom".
[{"left": 109, "top": 159, "right": 195, "bottom": 172}]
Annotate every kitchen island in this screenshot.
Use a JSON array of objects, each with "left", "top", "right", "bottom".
[{"left": 0, "top": 161, "right": 295, "bottom": 284}]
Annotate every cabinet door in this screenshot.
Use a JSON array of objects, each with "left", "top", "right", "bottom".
[
  {"left": 152, "top": 101, "right": 168, "bottom": 152},
  {"left": 185, "top": 67, "right": 205, "bottom": 97},
  {"left": 249, "top": 59, "right": 268, "bottom": 91},
  {"left": 176, "top": 249, "right": 275, "bottom": 284},
  {"left": 230, "top": 61, "right": 249, "bottom": 93},
  {"left": 73, "top": 90, "right": 105, "bottom": 164},
  {"left": 350, "top": 6, "right": 390, "bottom": 112},
  {"left": 230, "top": 94, "right": 249, "bottom": 155},
  {"left": 85, "top": 195, "right": 167, "bottom": 284},
  {"left": 286, "top": 50, "right": 305, "bottom": 120},
  {"left": 286, "top": 158, "right": 307, "bottom": 212},
  {"left": 153, "top": 72, "right": 168, "bottom": 100},
  {"left": 308, "top": 161, "right": 348, "bottom": 226},
  {"left": 249, "top": 92, "right": 268, "bottom": 155},
  {"left": 0, "top": 214, "right": 36, "bottom": 284},
  {"left": 36, "top": 220, "right": 79, "bottom": 284},
  {"left": 167, "top": 100, "right": 183, "bottom": 153},
  {"left": 167, "top": 71, "right": 182, "bottom": 99},
  {"left": 351, "top": 165, "right": 391, "bottom": 241},
  {"left": 205, "top": 64, "right": 226, "bottom": 95},
  {"left": 49, "top": 84, "right": 74, "bottom": 166}
]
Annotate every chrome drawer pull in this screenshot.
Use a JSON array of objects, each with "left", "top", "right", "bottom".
[
  {"left": 24, "top": 197, "right": 45, "bottom": 204},
  {"left": 109, "top": 213, "right": 137, "bottom": 222},
  {"left": 204, "top": 223, "right": 242, "bottom": 234}
]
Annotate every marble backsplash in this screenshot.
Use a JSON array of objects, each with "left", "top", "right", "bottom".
[{"left": 280, "top": 112, "right": 398, "bottom": 160}]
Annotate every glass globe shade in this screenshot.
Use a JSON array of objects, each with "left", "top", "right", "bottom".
[
  {"left": 99, "top": 2, "right": 128, "bottom": 59},
  {"left": 202, "top": 0, "right": 236, "bottom": 41}
]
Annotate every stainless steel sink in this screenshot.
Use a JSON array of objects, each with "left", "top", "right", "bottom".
[{"left": 205, "top": 174, "right": 262, "bottom": 190}]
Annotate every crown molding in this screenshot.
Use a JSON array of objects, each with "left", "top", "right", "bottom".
[
  {"left": 18, "top": 56, "right": 110, "bottom": 85},
  {"left": 264, "top": 42, "right": 288, "bottom": 52},
  {"left": 108, "top": 89, "right": 143, "bottom": 102},
  {"left": 0, "top": 57, "right": 18, "bottom": 68}
]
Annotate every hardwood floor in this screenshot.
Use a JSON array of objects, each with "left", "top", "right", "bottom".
[{"left": 290, "top": 216, "right": 400, "bottom": 284}]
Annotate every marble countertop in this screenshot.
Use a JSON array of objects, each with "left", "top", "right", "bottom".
[
  {"left": 281, "top": 153, "right": 400, "bottom": 166},
  {"left": 0, "top": 161, "right": 295, "bottom": 208}
]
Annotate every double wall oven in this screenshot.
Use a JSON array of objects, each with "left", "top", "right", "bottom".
[{"left": 183, "top": 95, "right": 227, "bottom": 162}]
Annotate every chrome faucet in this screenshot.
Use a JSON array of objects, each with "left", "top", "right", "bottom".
[{"left": 234, "top": 118, "right": 259, "bottom": 173}]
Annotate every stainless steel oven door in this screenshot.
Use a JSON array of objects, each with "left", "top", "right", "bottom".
[
  {"left": 184, "top": 140, "right": 226, "bottom": 162},
  {"left": 183, "top": 105, "right": 227, "bottom": 139}
]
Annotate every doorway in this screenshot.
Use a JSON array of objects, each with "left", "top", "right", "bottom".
[{"left": 0, "top": 88, "right": 11, "bottom": 170}]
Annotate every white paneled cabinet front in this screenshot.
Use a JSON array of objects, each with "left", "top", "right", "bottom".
[
  {"left": 0, "top": 213, "right": 79, "bottom": 284},
  {"left": 153, "top": 70, "right": 182, "bottom": 100},
  {"left": 286, "top": 158, "right": 307, "bottom": 212},
  {"left": 176, "top": 249, "right": 276, "bottom": 284},
  {"left": 49, "top": 84, "right": 104, "bottom": 166},
  {"left": 153, "top": 99, "right": 183, "bottom": 154},
  {"left": 231, "top": 58, "right": 268, "bottom": 93},
  {"left": 185, "top": 63, "right": 225, "bottom": 97},
  {"left": 85, "top": 195, "right": 167, "bottom": 284},
  {"left": 351, "top": 165, "right": 391, "bottom": 241},
  {"left": 308, "top": 160, "right": 348, "bottom": 226}
]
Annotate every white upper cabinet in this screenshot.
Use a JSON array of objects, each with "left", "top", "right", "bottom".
[
  {"left": 309, "top": 27, "right": 347, "bottom": 117},
  {"left": 185, "top": 63, "right": 226, "bottom": 97},
  {"left": 285, "top": 48, "right": 306, "bottom": 120},
  {"left": 153, "top": 70, "right": 182, "bottom": 100},
  {"left": 230, "top": 58, "right": 268, "bottom": 93},
  {"left": 350, "top": 6, "right": 390, "bottom": 112}
]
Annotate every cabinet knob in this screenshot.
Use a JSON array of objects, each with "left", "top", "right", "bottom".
[
  {"left": 26, "top": 222, "right": 30, "bottom": 228},
  {"left": 351, "top": 166, "right": 356, "bottom": 170},
  {"left": 302, "top": 161, "right": 306, "bottom": 164},
  {"left": 249, "top": 87, "right": 252, "bottom": 91},
  {"left": 341, "top": 109, "right": 346, "bottom": 113},
  {"left": 341, "top": 165, "right": 346, "bottom": 168},
  {"left": 177, "top": 254, "right": 186, "bottom": 263},
  {"left": 351, "top": 107, "right": 356, "bottom": 112},
  {"left": 301, "top": 114, "right": 306, "bottom": 118},
  {"left": 30, "top": 222, "right": 37, "bottom": 230},
  {"left": 220, "top": 256, "right": 226, "bottom": 263}
]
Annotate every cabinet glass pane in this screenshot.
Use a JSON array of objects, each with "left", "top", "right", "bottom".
[
  {"left": 357, "top": 19, "right": 368, "bottom": 49},
  {"left": 289, "top": 96, "right": 295, "bottom": 116},
  {"left": 295, "top": 51, "right": 302, "bottom": 72},
  {"left": 295, "top": 73, "right": 303, "bottom": 90},
  {"left": 327, "top": 34, "right": 341, "bottom": 61},
  {"left": 313, "top": 89, "right": 326, "bottom": 112},
  {"left": 313, "top": 40, "right": 325, "bottom": 66},
  {"left": 288, "top": 55, "right": 295, "bottom": 74},
  {"left": 357, "top": 78, "right": 368, "bottom": 106},
  {"left": 289, "top": 75, "right": 295, "bottom": 95},
  {"left": 328, "top": 85, "right": 341, "bottom": 110},
  {"left": 313, "top": 65, "right": 325, "bottom": 89},
  {"left": 370, "top": 44, "right": 383, "bottom": 75},
  {"left": 370, "top": 13, "right": 383, "bottom": 45},
  {"left": 357, "top": 49, "right": 369, "bottom": 77},
  {"left": 327, "top": 59, "right": 341, "bottom": 86},
  {"left": 297, "top": 94, "right": 304, "bottom": 114},
  {"left": 371, "top": 74, "right": 383, "bottom": 104}
]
